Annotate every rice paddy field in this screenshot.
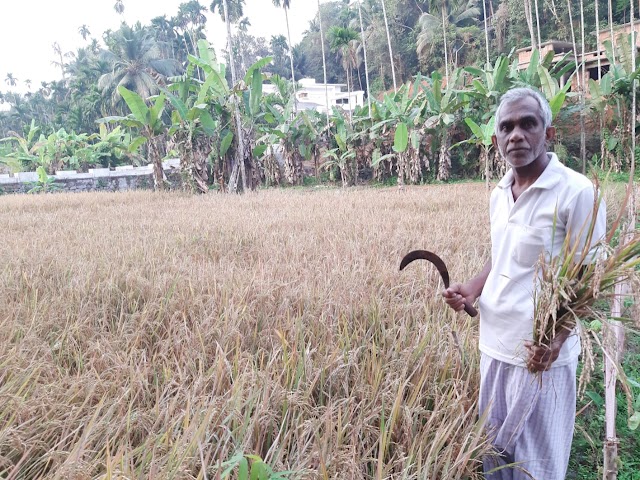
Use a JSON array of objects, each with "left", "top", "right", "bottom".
[{"left": 0, "top": 184, "right": 629, "bottom": 479}]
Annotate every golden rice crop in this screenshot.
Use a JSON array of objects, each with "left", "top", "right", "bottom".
[{"left": 0, "top": 184, "right": 494, "bottom": 479}]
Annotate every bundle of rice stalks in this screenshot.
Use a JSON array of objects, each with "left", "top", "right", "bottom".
[{"left": 531, "top": 185, "right": 640, "bottom": 378}]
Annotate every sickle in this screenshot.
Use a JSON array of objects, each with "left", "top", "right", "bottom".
[{"left": 399, "top": 250, "right": 478, "bottom": 317}]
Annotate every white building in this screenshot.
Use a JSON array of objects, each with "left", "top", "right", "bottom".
[{"left": 263, "top": 77, "right": 365, "bottom": 113}]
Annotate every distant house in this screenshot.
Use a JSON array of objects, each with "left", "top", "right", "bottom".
[
  {"left": 263, "top": 77, "right": 365, "bottom": 113},
  {"left": 515, "top": 20, "right": 640, "bottom": 93}
]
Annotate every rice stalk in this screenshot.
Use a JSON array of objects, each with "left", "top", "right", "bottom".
[{"left": 532, "top": 181, "right": 639, "bottom": 396}]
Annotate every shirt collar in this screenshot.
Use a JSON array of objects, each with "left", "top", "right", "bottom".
[{"left": 497, "top": 153, "right": 562, "bottom": 190}]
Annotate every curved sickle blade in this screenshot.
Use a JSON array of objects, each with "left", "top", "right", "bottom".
[
  {"left": 399, "top": 250, "right": 450, "bottom": 288},
  {"left": 399, "top": 249, "right": 478, "bottom": 317}
]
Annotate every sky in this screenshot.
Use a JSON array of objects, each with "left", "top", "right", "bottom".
[{"left": 0, "top": 0, "right": 319, "bottom": 95}]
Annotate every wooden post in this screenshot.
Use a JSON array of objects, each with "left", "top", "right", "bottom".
[{"left": 603, "top": 4, "right": 636, "bottom": 477}]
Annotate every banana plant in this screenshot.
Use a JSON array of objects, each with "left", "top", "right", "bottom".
[
  {"left": 454, "top": 116, "right": 497, "bottom": 189},
  {"left": 91, "top": 124, "right": 141, "bottom": 168},
  {"left": 0, "top": 120, "right": 41, "bottom": 172},
  {"left": 369, "top": 77, "right": 428, "bottom": 185},
  {"left": 99, "top": 86, "right": 168, "bottom": 189},
  {"left": 464, "top": 55, "right": 512, "bottom": 112},
  {"left": 421, "top": 69, "right": 467, "bottom": 182},
  {"left": 165, "top": 50, "right": 220, "bottom": 193},
  {"left": 27, "top": 166, "right": 60, "bottom": 193},
  {"left": 322, "top": 108, "right": 357, "bottom": 186},
  {"left": 253, "top": 76, "right": 292, "bottom": 187},
  {"left": 254, "top": 74, "right": 306, "bottom": 186}
]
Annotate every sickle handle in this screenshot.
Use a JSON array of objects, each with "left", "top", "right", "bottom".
[
  {"left": 400, "top": 249, "right": 478, "bottom": 318},
  {"left": 462, "top": 302, "right": 478, "bottom": 317}
]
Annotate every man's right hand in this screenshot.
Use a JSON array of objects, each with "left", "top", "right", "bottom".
[{"left": 442, "top": 283, "right": 476, "bottom": 313}]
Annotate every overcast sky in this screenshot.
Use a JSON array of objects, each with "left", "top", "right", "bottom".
[{"left": 0, "top": 0, "right": 318, "bottom": 94}]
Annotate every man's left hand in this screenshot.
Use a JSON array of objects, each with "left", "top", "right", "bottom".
[
  {"left": 524, "top": 334, "right": 568, "bottom": 373},
  {"left": 524, "top": 339, "right": 564, "bottom": 373}
]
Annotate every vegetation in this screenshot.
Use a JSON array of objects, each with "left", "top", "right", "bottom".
[{"left": 1, "top": 0, "right": 638, "bottom": 193}]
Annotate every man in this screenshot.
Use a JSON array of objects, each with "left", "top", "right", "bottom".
[{"left": 443, "top": 87, "right": 606, "bottom": 479}]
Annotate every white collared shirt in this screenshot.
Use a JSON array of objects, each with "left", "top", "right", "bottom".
[{"left": 478, "top": 153, "right": 607, "bottom": 367}]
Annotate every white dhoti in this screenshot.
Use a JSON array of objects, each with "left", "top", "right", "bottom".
[{"left": 479, "top": 353, "right": 578, "bottom": 480}]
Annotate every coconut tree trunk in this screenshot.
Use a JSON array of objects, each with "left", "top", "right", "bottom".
[
  {"left": 318, "top": 0, "right": 330, "bottom": 129},
  {"left": 284, "top": 7, "right": 298, "bottom": 113},
  {"left": 345, "top": 61, "right": 352, "bottom": 125},
  {"left": 357, "top": 0, "right": 372, "bottom": 117},
  {"left": 223, "top": 0, "right": 248, "bottom": 193},
  {"left": 380, "top": 0, "right": 397, "bottom": 92},
  {"left": 533, "top": 0, "right": 542, "bottom": 49},
  {"left": 441, "top": 6, "right": 450, "bottom": 81},
  {"left": 608, "top": 0, "right": 616, "bottom": 62},
  {"left": 482, "top": 0, "right": 490, "bottom": 66},
  {"left": 567, "top": 0, "right": 581, "bottom": 93},
  {"left": 596, "top": 0, "right": 605, "bottom": 165},
  {"left": 524, "top": 0, "right": 537, "bottom": 50}
]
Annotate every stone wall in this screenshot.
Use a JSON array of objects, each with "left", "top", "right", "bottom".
[{"left": 0, "top": 159, "right": 181, "bottom": 195}]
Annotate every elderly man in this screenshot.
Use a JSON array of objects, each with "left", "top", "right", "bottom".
[{"left": 443, "top": 87, "right": 606, "bottom": 479}]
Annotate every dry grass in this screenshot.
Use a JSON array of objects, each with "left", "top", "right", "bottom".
[{"left": 0, "top": 184, "right": 496, "bottom": 479}]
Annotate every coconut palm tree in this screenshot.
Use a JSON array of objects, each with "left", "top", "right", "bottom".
[
  {"left": 150, "top": 15, "right": 178, "bottom": 60},
  {"left": 78, "top": 25, "right": 91, "bottom": 41},
  {"left": 272, "top": 0, "right": 298, "bottom": 112},
  {"left": 5, "top": 73, "right": 17, "bottom": 87},
  {"left": 176, "top": 0, "right": 208, "bottom": 57},
  {"left": 416, "top": 0, "right": 480, "bottom": 79},
  {"left": 52, "top": 42, "right": 67, "bottom": 80},
  {"left": 98, "top": 24, "right": 181, "bottom": 108},
  {"left": 89, "top": 38, "right": 100, "bottom": 55},
  {"left": 210, "top": 0, "right": 244, "bottom": 22},
  {"left": 329, "top": 26, "right": 360, "bottom": 122}
]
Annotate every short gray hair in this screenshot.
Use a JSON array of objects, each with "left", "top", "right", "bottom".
[{"left": 494, "top": 87, "right": 552, "bottom": 134}]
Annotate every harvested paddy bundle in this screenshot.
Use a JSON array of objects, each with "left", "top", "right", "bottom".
[{"left": 531, "top": 185, "right": 639, "bottom": 388}]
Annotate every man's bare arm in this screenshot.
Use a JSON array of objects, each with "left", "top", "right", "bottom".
[{"left": 442, "top": 259, "right": 491, "bottom": 313}]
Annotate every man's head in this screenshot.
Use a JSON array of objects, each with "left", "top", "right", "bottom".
[{"left": 492, "top": 87, "right": 555, "bottom": 169}]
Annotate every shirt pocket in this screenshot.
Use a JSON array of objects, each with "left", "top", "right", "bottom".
[{"left": 511, "top": 225, "right": 550, "bottom": 268}]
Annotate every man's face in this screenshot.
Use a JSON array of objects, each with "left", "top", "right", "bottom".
[{"left": 492, "top": 96, "right": 554, "bottom": 169}]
